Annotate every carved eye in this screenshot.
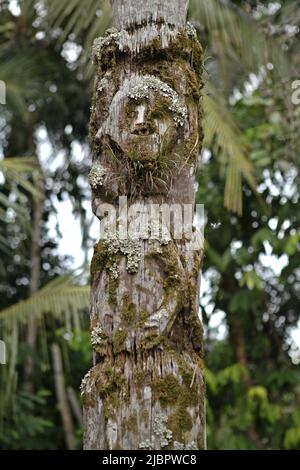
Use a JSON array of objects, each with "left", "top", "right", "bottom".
[
  {"left": 151, "top": 110, "right": 164, "bottom": 120},
  {"left": 150, "top": 101, "right": 171, "bottom": 121}
]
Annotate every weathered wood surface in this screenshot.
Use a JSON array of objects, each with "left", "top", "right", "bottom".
[{"left": 83, "top": 0, "right": 205, "bottom": 450}]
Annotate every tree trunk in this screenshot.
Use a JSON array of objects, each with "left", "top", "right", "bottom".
[
  {"left": 82, "top": 0, "right": 205, "bottom": 450},
  {"left": 24, "top": 165, "right": 44, "bottom": 392},
  {"left": 51, "top": 343, "right": 76, "bottom": 450}
]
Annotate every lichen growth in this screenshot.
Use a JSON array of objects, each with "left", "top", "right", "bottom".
[
  {"left": 153, "top": 414, "right": 173, "bottom": 448},
  {"left": 80, "top": 368, "right": 94, "bottom": 397},
  {"left": 91, "top": 322, "right": 107, "bottom": 347},
  {"left": 104, "top": 235, "right": 142, "bottom": 276},
  {"left": 128, "top": 74, "right": 187, "bottom": 126},
  {"left": 139, "top": 414, "right": 173, "bottom": 449},
  {"left": 92, "top": 28, "right": 121, "bottom": 64},
  {"left": 97, "top": 77, "right": 109, "bottom": 93},
  {"left": 88, "top": 163, "right": 106, "bottom": 189},
  {"left": 139, "top": 439, "right": 153, "bottom": 450},
  {"left": 174, "top": 440, "right": 198, "bottom": 450},
  {"left": 185, "top": 22, "right": 198, "bottom": 40},
  {"left": 91, "top": 236, "right": 142, "bottom": 282}
]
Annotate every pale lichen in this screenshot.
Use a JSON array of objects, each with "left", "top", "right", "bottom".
[
  {"left": 103, "top": 235, "right": 142, "bottom": 276},
  {"left": 92, "top": 28, "right": 121, "bottom": 63},
  {"left": 91, "top": 322, "right": 106, "bottom": 347},
  {"left": 80, "top": 368, "right": 95, "bottom": 397},
  {"left": 174, "top": 440, "right": 198, "bottom": 450},
  {"left": 139, "top": 439, "right": 153, "bottom": 450},
  {"left": 128, "top": 75, "right": 187, "bottom": 126},
  {"left": 185, "top": 22, "right": 198, "bottom": 40},
  {"left": 138, "top": 415, "right": 173, "bottom": 449},
  {"left": 97, "top": 77, "right": 109, "bottom": 93},
  {"left": 144, "top": 308, "right": 169, "bottom": 328},
  {"left": 88, "top": 163, "right": 106, "bottom": 189},
  {"left": 153, "top": 414, "right": 173, "bottom": 448}
]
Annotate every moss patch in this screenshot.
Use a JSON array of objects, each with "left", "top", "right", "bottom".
[
  {"left": 121, "top": 293, "right": 137, "bottom": 325},
  {"left": 168, "top": 407, "right": 193, "bottom": 442},
  {"left": 91, "top": 241, "right": 120, "bottom": 279},
  {"left": 152, "top": 374, "right": 182, "bottom": 407},
  {"left": 113, "top": 329, "right": 128, "bottom": 354},
  {"left": 122, "top": 413, "right": 138, "bottom": 434}
]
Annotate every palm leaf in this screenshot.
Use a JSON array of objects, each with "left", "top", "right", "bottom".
[
  {"left": 189, "top": 0, "right": 289, "bottom": 82},
  {"left": 44, "top": 0, "right": 112, "bottom": 76},
  {"left": 203, "top": 81, "right": 256, "bottom": 215},
  {"left": 0, "top": 50, "right": 57, "bottom": 121},
  {"left": 0, "top": 157, "right": 43, "bottom": 260},
  {"left": 0, "top": 272, "right": 90, "bottom": 407},
  {"left": 0, "top": 157, "right": 41, "bottom": 198},
  {"left": 0, "top": 274, "right": 90, "bottom": 323}
]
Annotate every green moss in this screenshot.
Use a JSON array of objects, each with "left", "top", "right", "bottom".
[
  {"left": 191, "top": 41, "right": 204, "bottom": 83},
  {"left": 90, "top": 241, "right": 120, "bottom": 306},
  {"left": 121, "top": 293, "right": 137, "bottom": 325},
  {"left": 167, "top": 407, "right": 193, "bottom": 442},
  {"left": 103, "top": 391, "right": 120, "bottom": 419},
  {"left": 133, "top": 368, "right": 148, "bottom": 389},
  {"left": 152, "top": 374, "right": 182, "bottom": 407},
  {"left": 90, "top": 241, "right": 120, "bottom": 279},
  {"left": 81, "top": 362, "right": 125, "bottom": 411},
  {"left": 152, "top": 363, "right": 200, "bottom": 411},
  {"left": 108, "top": 276, "right": 119, "bottom": 305},
  {"left": 190, "top": 312, "right": 204, "bottom": 353},
  {"left": 84, "top": 361, "right": 127, "bottom": 418},
  {"left": 146, "top": 244, "right": 187, "bottom": 302},
  {"left": 90, "top": 241, "right": 109, "bottom": 278},
  {"left": 178, "top": 368, "right": 200, "bottom": 408},
  {"left": 142, "top": 409, "right": 149, "bottom": 422},
  {"left": 197, "top": 430, "right": 205, "bottom": 450},
  {"left": 140, "top": 331, "right": 162, "bottom": 351},
  {"left": 112, "top": 329, "right": 128, "bottom": 354},
  {"left": 123, "top": 414, "right": 138, "bottom": 433}
]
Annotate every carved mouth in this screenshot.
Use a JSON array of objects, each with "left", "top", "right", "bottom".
[{"left": 123, "top": 136, "right": 161, "bottom": 162}]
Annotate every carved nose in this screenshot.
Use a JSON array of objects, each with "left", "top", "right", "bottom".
[{"left": 131, "top": 122, "right": 154, "bottom": 136}]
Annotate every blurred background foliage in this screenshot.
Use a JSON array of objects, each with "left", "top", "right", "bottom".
[{"left": 0, "top": 0, "right": 299, "bottom": 450}]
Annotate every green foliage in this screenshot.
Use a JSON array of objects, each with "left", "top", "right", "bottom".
[
  {"left": 201, "top": 81, "right": 300, "bottom": 449},
  {"left": 0, "top": 0, "right": 299, "bottom": 451},
  {"left": 0, "top": 390, "right": 54, "bottom": 450}
]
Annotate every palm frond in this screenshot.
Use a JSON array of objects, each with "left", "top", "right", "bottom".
[
  {"left": 189, "top": 0, "right": 289, "bottom": 81},
  {"left": 0, "top": 157, "right": 42, "bottom": 259},
  {"left": 0, "top": 272, "right": 90, "bottom": 407},
  {"left": 44, "top": 0, "right": 112, "bottom": 75},
  {"left": 0, "top": 49, "right": 57, "bottom": 121},
  {"left": 0, "top": 274, "right": 90, "bottom": 323},
  {"left": 203, "top": 81, "right": 256, "bottom": 215},
  {"left": 0, "top": 157, "right": 41, "bottom": 198}
]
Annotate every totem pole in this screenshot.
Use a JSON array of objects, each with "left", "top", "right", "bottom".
[{"left": 82, "top": 0, "right": 205, "bottom": 450}]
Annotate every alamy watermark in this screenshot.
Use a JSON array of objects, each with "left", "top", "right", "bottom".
[
  {"left": 0, "top": 80, "right": 6, "bottom": 105},
  {"left": 96, "top": 196, "right": 205, "bottom": 250},
  {"left": 291, "top": 80, "right": 300, "bottom": 105},
  {"left": 0, "top": 340, "right": 6, "bottom": 365}
]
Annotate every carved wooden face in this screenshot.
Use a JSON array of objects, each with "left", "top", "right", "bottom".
[
  {"left": 98, "top": 75, "right": 187, "bottom": 165},
  {"left": 121, "top": 95, "right": 179, "bottom": 163}
]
